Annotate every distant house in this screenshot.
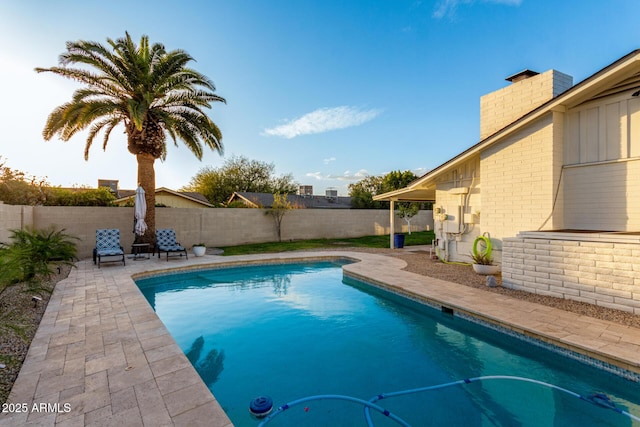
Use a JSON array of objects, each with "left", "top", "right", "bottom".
[
  {"left": 228, "top": 191, "right": 352, "bottom": 209},
  {"left": 114, "top": 187, "right": 213, "bottom": 208},
  {"left": 375, "top": 50, "right": 640, "bottom": 313}
]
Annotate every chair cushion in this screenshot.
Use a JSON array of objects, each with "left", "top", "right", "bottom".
[
  {"left": 96, "top": 229, "right": 122, "bottom": 251},
  {"left": 156, "top": 229, "right": 184, "bottom": 252},
  {"left": 96, "top": 248, "right": 124, "bottom": 256},
  {"left": 157, "top": 244, "right": 185, "bottom": 252}
]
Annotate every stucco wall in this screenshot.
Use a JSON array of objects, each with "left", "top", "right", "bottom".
[
  {"left": 155, "top": 193, "right": 208, "bottom": 208},
  {"left": 114, "top": 193, "right": 209, "bottom": 208},
  {"left": 503, "top": 234, "right": 640, "bottom": 314},
  {"left": 0, "top": 206, "right": 433, "bottom": 258}
]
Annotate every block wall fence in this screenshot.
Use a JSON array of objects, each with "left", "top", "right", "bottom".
[
  {"left": 0, "top": 203, "right": 434, "bottom": 259},
  {"left": 502, "top": 235, "right": 640, "bottom": 315}
]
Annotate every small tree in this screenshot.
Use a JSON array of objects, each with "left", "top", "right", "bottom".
[
  {"left": 348, "top": 170, "right": 419, "bottom": 209},
  {"left": 396, "top": 203, "right": 420, "bottom": 234},
  {"left": 183, "top": 155, "right": 298, "bottom": 206},
  {"left": 265, "top": 193, "right": 302, "bottom": 242}
]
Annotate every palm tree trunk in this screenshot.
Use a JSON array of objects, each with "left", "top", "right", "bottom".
[{"left": 137, "top": 153, "right": 156, "bottom": 246}]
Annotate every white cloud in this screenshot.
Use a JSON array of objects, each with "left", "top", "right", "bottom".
[
  {"left": 323, "top": 157, "right": 336, "bottom": 165},
  {"left": 433, "top": 0, "right": 522, "bottom": 19},
  {"left": 305, "top": 169, "right": 369, "bottom": 182},
  {"left": 263, "top": 106, "right": 382, "bottom": 139},
  {"left": 412, "top": 167, "right": 429, "bottom": 176}
]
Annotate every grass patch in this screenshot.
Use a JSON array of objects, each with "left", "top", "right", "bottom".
[{"left": 220, "top": 231, "right": 435, "bottom": 256}]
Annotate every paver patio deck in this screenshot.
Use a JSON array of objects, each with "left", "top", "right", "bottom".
[{"left": 2, "top": 249, "right": 639, "bottom": 426}]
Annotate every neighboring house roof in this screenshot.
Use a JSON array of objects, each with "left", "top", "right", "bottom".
[
  {"left": 228, "top": 192, "right": 352, "bottom": 209},
  {"left": 114, "top": 187, "right": 213, "bottom": 207},
  {"left": 375, "top": 49, "right": 640, "bottom": 202}
]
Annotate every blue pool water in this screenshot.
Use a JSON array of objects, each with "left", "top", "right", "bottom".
[{"left": 136, "top": 261, "right": 640, "bottom": 426}]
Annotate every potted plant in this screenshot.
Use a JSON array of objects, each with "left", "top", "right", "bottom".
[
  {"left": 192, "top": 243, "right": 206, "bottom": 257},
  {"left": 471, "top": 252, "right": 499, "bottom": 275}
]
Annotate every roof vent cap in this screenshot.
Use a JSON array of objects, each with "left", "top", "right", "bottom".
[{"left": 505, "top": 69, "right": 539, "bottom": 83}]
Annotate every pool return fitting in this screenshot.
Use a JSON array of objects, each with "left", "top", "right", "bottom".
[{"left": 252, "top": 375, "right": 640, "bottom": 426}]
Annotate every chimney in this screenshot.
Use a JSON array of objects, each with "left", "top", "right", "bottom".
[
  {"left": 480, "top": 69, "right": 573, "bottom": 140},
  {"left": 98, "top": 179, "right": 119, "bottom": 197}
]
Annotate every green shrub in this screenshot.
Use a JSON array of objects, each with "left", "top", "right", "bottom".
[
  {"left": 44, "top": 187, "right": 115, "bottom": 206},
  {"left": 0, "top": 227, "right": 78, "bottom": 287}
]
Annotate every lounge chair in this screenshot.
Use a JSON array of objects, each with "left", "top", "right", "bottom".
[
  {"left": 93, "top": 229, "right": 125, "bottom": 268},
  {"left": 156, "top": 228, "right": 188, "bottom": 261}
]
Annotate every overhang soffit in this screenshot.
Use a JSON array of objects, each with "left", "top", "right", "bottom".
[{"left": 563, "top": 69, "right": 640, "bottom": 109}]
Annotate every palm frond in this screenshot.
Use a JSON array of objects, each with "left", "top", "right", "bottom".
[
  {"left": 38, "top": 32, "right": 225, "bottom": 162},
  {"left": 84, "top": 117, "right": 123, "bottom": 159}
]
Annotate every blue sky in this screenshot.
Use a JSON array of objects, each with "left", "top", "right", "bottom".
[{"left": 2, "top": 1, "right": 640, "bottom": 196}]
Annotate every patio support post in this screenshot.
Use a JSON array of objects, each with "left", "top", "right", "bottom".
[{"left": 390, "top": 199, "right": 395, "bottom": 249}]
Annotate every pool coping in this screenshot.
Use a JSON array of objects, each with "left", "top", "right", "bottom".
[{"left": 1, "top": 250, "right": 639, "bottom": 426}]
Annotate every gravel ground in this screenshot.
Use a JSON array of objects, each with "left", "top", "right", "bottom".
[
  {"left": 380, "top": 248, "right": 640, "bottom": 328},
  {"left": 0, "top": 265, "right": 71, "bottom": 404},
  {"left": 1, "top": 249, "right": 639, "bottom": 404}
]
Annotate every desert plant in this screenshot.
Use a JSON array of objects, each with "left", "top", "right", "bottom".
[
  {"left": 470, "top": 251, "right": 494, "bottom": 265},
  {"left": 0, "top": 227, "right": 78, "bottom": 287}
]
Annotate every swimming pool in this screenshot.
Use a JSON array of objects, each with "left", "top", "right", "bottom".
[{"left": 135, "top": 260, "right": 640, "bottom": 426}]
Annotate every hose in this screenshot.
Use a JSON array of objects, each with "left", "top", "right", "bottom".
[
  {"left": 364, "top": 375, "right": 640, "bottom": 425},
  {"left": 435, "top": 244, "right": 471, "bottom": 266},
  {"left": 256, "top": 394, "right": 411, "bottom": 427},
  {"left": 255, "top": 375, "right": 640, "bottom": 426},
  {"left": 472, "top": 234, "right": 492, "bottom": 259}
]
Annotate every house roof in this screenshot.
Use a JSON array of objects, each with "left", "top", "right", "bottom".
[
  {"left": 374, "top": 49, "right": 640, "bottom": 202},
  {"left": 114, "top": 187, "right": 213, "bottom": 207},
  {"left": 229, "top": 192, "right": 352, "bottom": 209}
]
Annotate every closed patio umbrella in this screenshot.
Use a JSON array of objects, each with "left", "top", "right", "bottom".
[{"left": 134, "top": 185, "right": 147, "bottom": 236}]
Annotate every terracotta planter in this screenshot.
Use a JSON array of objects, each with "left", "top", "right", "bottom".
[
  {"left": 472, "top": 264, "right": 499, "bottom": 275},
  {"left": 192, "top": 246, "right": 206, "bottom": 257}
]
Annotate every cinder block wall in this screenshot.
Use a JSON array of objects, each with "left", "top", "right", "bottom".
[
  {"left": 503, "top": 236, "right": 640, "bottom": 314},
  {"left": 432, "top": 156, "right": 482, "bottom": 263},
  {"left": 32, "top": 206, "right": 136, "bottom": 258},
  {"left": 0, "top": 203, "right": 33, "bottom": 243},
  {"left": 0, "top": 206, "right": 433, "bottom": 258}
]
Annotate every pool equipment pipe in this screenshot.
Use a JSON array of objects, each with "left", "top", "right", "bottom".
[
  {"left": 364, "top": 375, "right": 640, "bottom": 426},
  {"left": 256, "top": 394, "right": 411, "bottom": 427},
  {"left": 434, "top": 244, "right": 472, "bottom": 266},
  {"left": 255, "top": 375, "right": 640, "bottom": 426}
]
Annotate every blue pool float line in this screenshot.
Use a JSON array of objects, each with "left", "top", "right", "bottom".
[{"left": 255, "top": 375, "right": 640, "bottom": 426}]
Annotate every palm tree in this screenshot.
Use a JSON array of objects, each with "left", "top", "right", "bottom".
[{"left": 36, "top": 32, "right": 225, "bottom": 245}]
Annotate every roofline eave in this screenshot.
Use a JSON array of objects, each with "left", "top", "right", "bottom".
[{"left": 400, "top": 50, "right": 640, "bottom": 191}]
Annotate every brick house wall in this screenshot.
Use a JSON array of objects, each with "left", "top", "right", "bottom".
[{"left": 503, "top": 233, "right": 640, "bottom": 314}]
